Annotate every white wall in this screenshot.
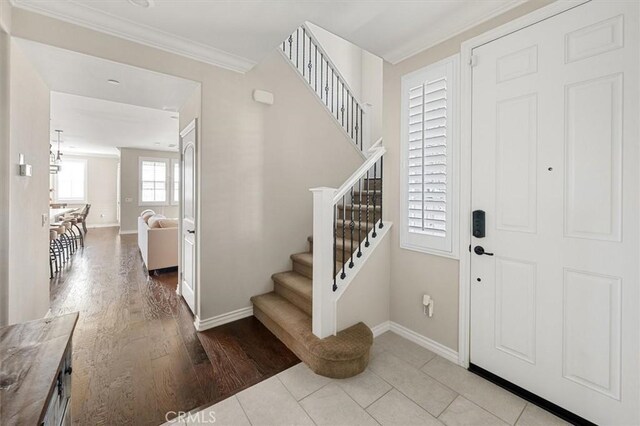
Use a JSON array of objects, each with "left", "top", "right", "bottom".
[
  {"left": 383, "top": 0, "right": 556, "bottom": 351},
  {"left": 8, "top": 40, "right": 51, "bottom": 324},
  {"left": 119, "top": 148, "right": 179, "bottom": 233},
  {"left": 336, "top": 230, "right": 391, "bottom": 331},
  {"left": 0, "top": 3, "right": 11, "bottom": 327},
  {"left": 59, "top": 154, "right": 119, "bottom": 227},
  {"left": 306, "top": 22, "right": 383, "bottom": 144}
]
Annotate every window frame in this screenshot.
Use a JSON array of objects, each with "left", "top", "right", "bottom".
[
  {"left": 138, "top": 157, "right": 169, "bottom": 207},
  {"left": 399, "top": 54, "right": 460, "bottom": 259},
  {"left": 171, "top": 158, "right": 180, "bottom": 206},
  {"left": 53, "top": 158, "right": 88, "bottom": 203}
]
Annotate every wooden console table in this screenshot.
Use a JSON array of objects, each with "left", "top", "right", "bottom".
[{"left": 0, "top": 313, "right": 78, "bottom": 425}]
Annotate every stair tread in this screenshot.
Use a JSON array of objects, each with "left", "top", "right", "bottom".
[
  {"left": 307, "top": 235, "right": 351, "bottom": 247},
  {"left": 250, "top": 292, "right": 372, "bottom": 361},
  {"left": 272, "top": 271, "right": 312, "bottom": 301},
  {"left": 335, "top": 218, "right": 378, "bottom": 227},
  {"left": 338, "top": 204, "right": 381, "bottom": 210},
  {"left": 291, "top": 251, "right": 344, "bottom": 271},
  {"left": 290, "top": 252, "right": 313, "bottom": 267}
]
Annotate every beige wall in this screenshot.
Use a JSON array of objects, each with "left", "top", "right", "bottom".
[
  {"left": 307, "top": 23, "right": 383, "bottom": 144},
  {"left": 384, "top": 0, "right": 556, "bottom": 350},
  {"left": 119, "top": 148, "right": 179, "bottom": 233},
  {"left": 0, "top": 0, "right": 10, "bottom": 33},
  {"left": 8, "top": 40, "right": 50, "bottom": 324},
  {"left": 198, "top": 50, "right": 363, "bottom": 320},
  {"left": 0, "top": 6, "right": 10, "bottom": 326},
  {"left": 60, "top": 154, "right": 119, "bottom": 227},
  {"left": 337, "top": 229, "right": 391, "bottom": 331}
]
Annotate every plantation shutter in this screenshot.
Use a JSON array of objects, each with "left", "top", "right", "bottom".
[
  {"left": 408, "top": 76, "right": 448, "bottom": 237},
  {"left": 401, "top": 55, "right": 458, "bottom": 255}
]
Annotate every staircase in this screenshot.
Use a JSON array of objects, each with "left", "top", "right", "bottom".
[
  {"left": 251, "top": 25, "right": 386, "bottom": 379},
  {"left": 251, "top": 176, "right": 382, "bottom": 378}
]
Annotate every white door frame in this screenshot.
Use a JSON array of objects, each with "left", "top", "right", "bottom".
[
  {"left": 457, "top": 0, "right": 591, "bottom": 367},
  {"left": 178, "top": 118, "right": 200, "bottom": 320}
]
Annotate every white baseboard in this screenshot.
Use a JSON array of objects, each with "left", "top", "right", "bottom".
[
  {"left": 385, "top": 321, "right": 460, "bottom": 365},
  {"left": 194, "top": 306, "right": 254, "bottom": 331},
  {"left": 88, "top": 223, "right": 120, "bottom": 229},
  {"left": 119, "top": 230, "right": 136, "bottom": 235},
  {"left": 370, "top": 321, "right": 391, "bottom": 337}
]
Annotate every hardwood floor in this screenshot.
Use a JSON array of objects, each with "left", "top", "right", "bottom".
[{"left": 50, "top": 227, "right": 299, "bottom": 425}]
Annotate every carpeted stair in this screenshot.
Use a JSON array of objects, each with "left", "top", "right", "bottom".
[{"left": 251, "top": 178, "right": 382, "bottom": 378}]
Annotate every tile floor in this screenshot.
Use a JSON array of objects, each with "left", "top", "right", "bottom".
[{"left": 164, "top": 331, "right": 569, "bottom": 426}]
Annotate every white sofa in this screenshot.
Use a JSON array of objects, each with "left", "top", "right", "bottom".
[{"left": 138, "top": 216, "right": 178, "bottom": 272}]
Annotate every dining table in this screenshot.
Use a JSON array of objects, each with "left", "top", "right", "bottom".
[{"left": 49, "top": 208, "right": 77, "bottom": 223}]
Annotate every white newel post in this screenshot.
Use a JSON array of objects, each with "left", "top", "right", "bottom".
[{"left": 310, "top": 187, "right": 337, "bottom": 339}]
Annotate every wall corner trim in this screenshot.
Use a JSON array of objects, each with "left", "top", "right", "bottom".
[
  {"left": 370, "top": 321, "right": 391, "bottom": 337},
  {"left": 388, "top": 321, "right": 460, "bottom": 365},
  {"left": 194, "top": 306, "right": 254, "bottom": 332}
]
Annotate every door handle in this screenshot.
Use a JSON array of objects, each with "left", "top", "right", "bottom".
[
  {"left": 187, "top": 229, "right": 195, "bottom": 234},
  {"left": 474, "top": 245, "right": 494, "bottom": 256}
]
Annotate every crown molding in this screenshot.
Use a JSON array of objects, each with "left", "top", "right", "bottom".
[
  {"left": 385, "top": 0, "right": 528, "bottom": 64},
  {"left": 10, "top": 0, "right": 256, "bottom": 73}
]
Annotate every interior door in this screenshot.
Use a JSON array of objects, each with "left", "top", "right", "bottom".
[
  {"left": 180, "top": 120, "right": 197, "bottom": 314},
  {"left": 470, "top": 1, "right": 639, "bottom": 424}
]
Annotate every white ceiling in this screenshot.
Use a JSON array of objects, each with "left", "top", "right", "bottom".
[
  {"left": 11, "top": 0, "right": 526, "bottom": 71},
  {"left": 14, "top": 38, "right": 199, "bottom": 156},
  {"left": 51, "top": 92, "right": 179, "bottom": 157},
  {"left": 15, "top": 38, "right": 200, "bottom": 112}
]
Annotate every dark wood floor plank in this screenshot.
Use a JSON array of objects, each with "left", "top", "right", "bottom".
[{"left": 49, "top": 227, "right": 298, "bottom": 425}]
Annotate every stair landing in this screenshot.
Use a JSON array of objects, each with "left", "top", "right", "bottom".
[{"left": 251, "top": 292, "right": 372, "bottom": 379}]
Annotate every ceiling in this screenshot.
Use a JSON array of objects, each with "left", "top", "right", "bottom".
[
  {"left": 11, "top": 0, "right": 526, "bottom": 72},
  {"left": 50, "top": 92, "right": 179, "bottom": 157},
  {"left": 14, "top": 38, "right": 199, "bottom": 156},
  {"left": 15, "top": 38, "right": 200, "bottom": 112}
]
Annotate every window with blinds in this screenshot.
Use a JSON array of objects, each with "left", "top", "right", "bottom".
[{"left": 401, "top": 54, "right": 459, "bottom": 257}]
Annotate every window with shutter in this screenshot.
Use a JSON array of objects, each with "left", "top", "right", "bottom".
[{"left": 401, "top": 54, "right": 459, "bottom": 257}]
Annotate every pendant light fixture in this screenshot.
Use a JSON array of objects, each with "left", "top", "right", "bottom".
[
  {"left": 50, "top": 130, "right": 63, "bottom": 174},
  {"left": 55, "top": 130, "right": 63, "bottom": 163}
]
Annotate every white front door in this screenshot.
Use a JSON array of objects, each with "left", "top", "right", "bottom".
[
  {"left": 470, "top": 1, "right": 639, "bottom": 424},
  {"left": 180, "top": 120, "right": 197, "bottom": 314}
]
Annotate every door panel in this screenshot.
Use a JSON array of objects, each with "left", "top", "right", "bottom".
[
  {"left": 495, "top": 94, "right": 538, "bottom": 233},
  {"left": 469, "top": 1, "right": 639, "bottom": 424},
  {"left": 562, "top": 268, "right": 621, "bottom": 399},
  {"left": 494, "top": 257, "right": 536, "bottom": 364},
  {"left": 180, "top": 121, "right": 197, "bottom": 314},
  {"left": 564, "top": 73, "right": 622, "bottom": 241}
]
